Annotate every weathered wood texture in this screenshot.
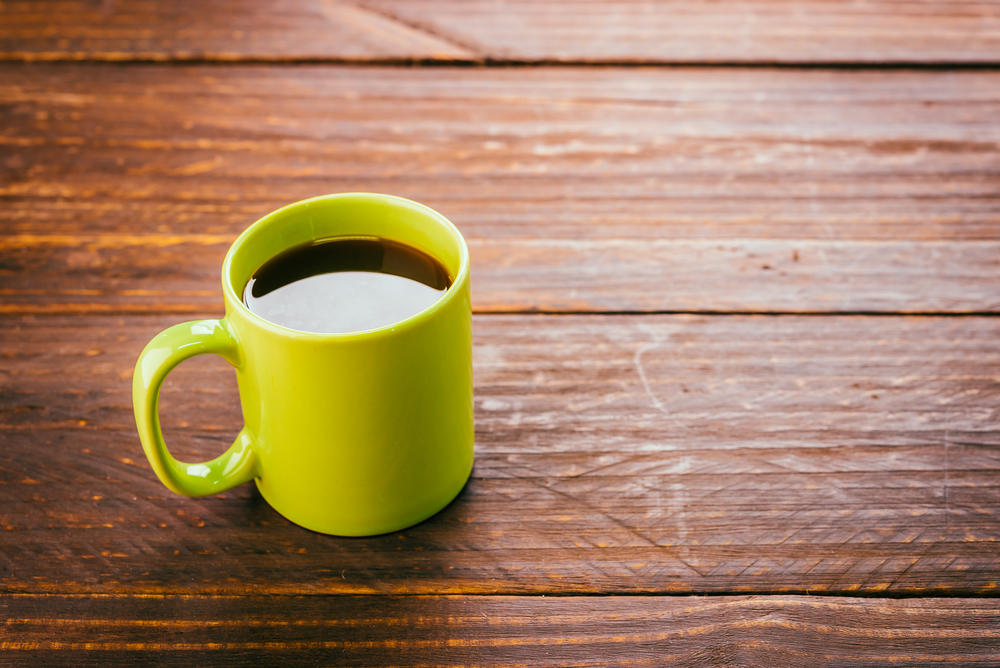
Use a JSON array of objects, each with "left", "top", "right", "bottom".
[
  {"left": 7, "top": 236, "right": 1000, "bottom": 315},
  {"left": 2, "top": 314, "right": 998, "bottom": 595},
  {"left": 3, "top": 0, "right": 1000, "bottom": 64},
  {"left": 4, "top": 1, "right": 998, "bottom": 662},
  {"left": 0, "top": 0, "right": 472, "bottom": 62},
  {"left": 364, "top": 0, "right": 1000, "bottom": 64},
  {"left": 2, "top": 595, "right": 999, "bottom": 666},
  {"left": 3, "top": 65, "right": 1000, "bottom": 314},
  {"left": 6, "top": 65, "right": 997, "bottom": 241}
]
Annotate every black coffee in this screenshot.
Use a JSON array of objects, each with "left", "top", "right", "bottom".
[{"left": 243, "top": 237, "right": 451, "bottom": 334}]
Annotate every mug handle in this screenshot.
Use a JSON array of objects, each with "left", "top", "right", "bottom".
[{"left": 132, "top": 319, "right": 259, "bottom": 497}]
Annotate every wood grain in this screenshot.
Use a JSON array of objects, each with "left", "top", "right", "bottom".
[
  {"left": 0, "top": 0, "right": 473, "bottom": 62},
  {"left": 2, "top": 595, "right": 999, "bottom": 666},
  {"left": 364, "top": 0, "right": 1000, "bottom": 64},
  {"left": 3, "top": 0, "right": 1000, "bottom": 64},
  {"left": 5, "top": 236, "right": 1000, "bottom": 315},
  {"left": 5, "top": 64, "right": 998, "bottom": 242},
  {"left": 4, "top": 0, "right": 998, "bottom": 659},
  {"left": 2, "top": 313, "right": 998, "bottom": 595},
  {"left": 3, "top": 64, "right": 999, "bottom": 313}
]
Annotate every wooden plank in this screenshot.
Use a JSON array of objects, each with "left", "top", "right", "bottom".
[
  {"left": 4, "top": 236, "right": 999, "bottom": 315},
  {"left": 5, "top": 64, "right": 998, "bottom": 243},
  {"left": 364, "top": 0, "right": 1000, "bottom": 64},
  {"left": 3, "top": 1, "right": 999, "bottom": 64},
  {"left": 2, "top": 595, "right": 999, "bottom": 665},
  {"left": 3, "top": 64, "right": 1000, "bottom": 314},
  {"left": 1, "top": 313, "right": 998, "bottom": 595},
  {"left": 0, "top": 0, "right": 473, "bottom": 62}
]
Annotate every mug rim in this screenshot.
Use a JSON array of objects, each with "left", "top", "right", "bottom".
[{"left": 221, "top": 192, "right": 470, "bottom": 341}]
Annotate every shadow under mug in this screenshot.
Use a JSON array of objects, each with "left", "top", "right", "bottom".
[{"left": 132, "top": 193, "right": 474, "bottom": 536}]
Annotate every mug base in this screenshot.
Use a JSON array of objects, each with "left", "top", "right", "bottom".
[{"left": 253, "top": 463, "right": 472, "bottom": 536}]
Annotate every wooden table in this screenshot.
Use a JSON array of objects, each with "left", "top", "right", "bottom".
[{"left": 2, "top": 1, "right": 999, "bottom": 664}]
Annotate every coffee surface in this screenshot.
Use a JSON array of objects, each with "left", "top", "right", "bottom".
[{"left": 243, "top": 237, "right": 451, "bottom": 334}]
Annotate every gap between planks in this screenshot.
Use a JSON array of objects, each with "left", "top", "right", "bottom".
[
  {"left": 3, "top": 590, "right": 1000, "bottom": 600},
  {"left": 7, "top": 56, "right": 1000, "bottom": 69}
]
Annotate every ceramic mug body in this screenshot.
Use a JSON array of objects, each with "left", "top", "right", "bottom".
[{"left": 133, "top": 194, "right": 474, "bottom": 536}]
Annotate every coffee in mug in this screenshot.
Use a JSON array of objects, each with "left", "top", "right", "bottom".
[{"left": 243, "top": 237, "right": 451, "bottom": 334}]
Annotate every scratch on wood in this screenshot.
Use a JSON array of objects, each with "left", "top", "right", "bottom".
[
  {"left": 944, "top": 423, "right": 951, "bottom": 532},
  {"left": 349, "top": 0, "right": 482, "bottom": 58},
  {"left": 633, "top": 342, "right": 665, "bottom": 413}
]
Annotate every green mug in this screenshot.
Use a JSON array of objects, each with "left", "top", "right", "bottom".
[{"left": 132, "top": 193, "right": 474, "bottom": 536}]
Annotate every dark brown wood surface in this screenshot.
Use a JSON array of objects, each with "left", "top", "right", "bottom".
[
  {"left": 3, "top": 65, "right": 999, "bottom": 315},
  {"left": 0, "top": 0, "right": 473, "bottom": 62},
  {"left": 2, "top": 314, "right": 998, "bottom": 596},
  {"left": 3, "top": 595, "right": 999, "bottom": 666},
  {"left": 364, "top": 0, "right": 1000, "bottom": 64},
  {"left": 4, "top": 0, "right": 1000, "bottom": 64},
  {"left": 2, "top": 2, "right": 999, "bottom": 666}
]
